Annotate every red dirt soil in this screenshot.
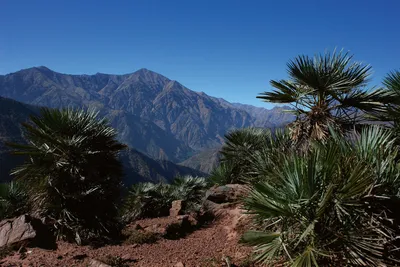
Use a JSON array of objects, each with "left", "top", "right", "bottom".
[{"left": 0, "top": 205, "right": 255, "bottom": 267}]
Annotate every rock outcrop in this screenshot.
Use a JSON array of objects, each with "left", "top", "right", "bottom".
[
  {"left": 0, "top": 215, "right": 55, "bottom": 249},
  {"left": 169, "top": 200, "right": 184, "bottom": 217}
]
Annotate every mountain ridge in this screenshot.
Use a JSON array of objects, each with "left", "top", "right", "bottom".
[{"left": 0, "top": 67, "right": 294, "bottom": 169}]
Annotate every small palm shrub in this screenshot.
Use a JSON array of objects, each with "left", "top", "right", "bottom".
[
  {"left": 209, "top": 161, "right": 236, "bottom": 185},
  {"left": 9, "top": 108, "right": 126, "bottom": 244},
  {"left": 216, "top": 127, "right": 291, "bottom": 184},
  {"left": 122, "top": 182, "right": 174, "bottom": 221},
  {"left": 257, "top": 50, "right": 386, "bottom": 148},
  {"left": 171, "top": 175, "right": 208, "bottom": 211},
  {"left": 0, "top": 181, "right": 29, "bottom": 220},
  {"left": 122, "top": 176, "right": 208, "bottom": 221},
  {"left": 372, "top": 70, "right": 400, "bottom": 138},
  {"left": 241, "top": 126, "right": 400, "bottom": 266}
]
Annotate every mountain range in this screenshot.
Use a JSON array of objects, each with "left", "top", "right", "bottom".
[{"left": 0, "top": 67, "right": 294, "bottom": 182}]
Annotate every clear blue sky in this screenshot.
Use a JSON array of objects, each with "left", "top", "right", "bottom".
[{"left": 1, "top": 0, "right": 399, "bottom": 108}]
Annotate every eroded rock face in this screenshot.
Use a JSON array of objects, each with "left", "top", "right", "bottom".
[
  {"left": 205, "top": 184, "right": 249, "bottom": 203},
  {"left": 0, "top": 214, "right": 55, "bottom": 249}
]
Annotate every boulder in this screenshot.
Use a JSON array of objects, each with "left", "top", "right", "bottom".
[
  {"left": 0, "top": 214, "right": 55, "bottom": 249},
  {"left": 0, "top": 215, "right": 36, "bottom": 248},
  {"left": 169, "top": 200, "right": 183, "bottom": 217},
  {"left": 205, "top": 184, "right": 249, "bottom": 203}
]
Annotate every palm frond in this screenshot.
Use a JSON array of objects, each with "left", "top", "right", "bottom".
[
  {"left": 8, "top": 107, "right": 126, "bottom": 244},
  {"left": 258, "top": 49, "right": 382, "bottom": 146},
  {"left": 242, "top": 127, "right": 400, "bottom": 266}
]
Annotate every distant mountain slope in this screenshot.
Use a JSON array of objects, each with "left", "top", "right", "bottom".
[
  {"left": 0, "top": 67, "right": 294, "bottom": 164},
  {"left": 179, "top": 148, "right": 221, "bottom": 174},
  {"left": 231, "top": 103, "right": 294, "bottom": 128},
  {"left": 0, "top": 96, "right": 204, "bottom": 184},
  {"left": 121, "top": 148, "right": 205, "bottom": 186},
  {"left": 0, "top": 97, "right": 39, "bottom": 181},
  {"left": 0, "top": 97, "right": 39, "bottom": 148},
  {"left": 107, "top": 110, "right": 193, "bottom": 162}
]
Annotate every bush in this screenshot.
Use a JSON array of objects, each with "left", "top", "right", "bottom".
[
  {"left": 171, "top": 176, "right": 208, "bottom": 212},
  {"left": 8, "top": 108, "right": 126, "bottom": 244},
  {"left": 0, "top": 181, "right": 29, "bottom": 220},
  {"left": 122, "top": 182, "right": 174, "bottom": 221},
  {"left": 208, "top": 161, "right": 235, "bottom": 186},
  {"left": 122, "top": 176, "right": 208, "bottom": 221},
  {"left": 216, "top": 128, "right": 292, "bottom": 184},
  {"left": 241, "top": 126, "right": 400, "bottom": 266}
]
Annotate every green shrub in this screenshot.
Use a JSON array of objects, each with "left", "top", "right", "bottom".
[
  {"left": 371, "top": 70, "right": 400, "bottom": 138},
  {"left": 241, "top": 126, "right": 400, "bottom": 266},
  {"left": 209, "top": 161, "right": 235, "bottom": 185},
  {"left": 8, "top": 108, "right": 126, "bottom": 245},
  {"left": 214, "top": 128, "right": 291, "bottom": 185},
  {"left": 257, "top": 50, "right": 386, "bottom": 148},
  {"left": 122, "top": 182, "right": 174, "bottom": 221},
  {"left": 171, "top": 176, "right": 208, "bottom": 212},
  {"left": 0, "top": 181, "right": 29, "bottom": 220},
  {"left": 122, "top": 176, "right": 208, "bottom": 221}
]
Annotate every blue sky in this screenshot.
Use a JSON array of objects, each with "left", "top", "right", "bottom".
[{"left": 1, "top": 0, "right": 399, "bottom": 108}]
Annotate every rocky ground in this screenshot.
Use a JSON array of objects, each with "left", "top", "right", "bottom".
[{"left": 0, "top": 185, "right": 258, "bottom": 267}]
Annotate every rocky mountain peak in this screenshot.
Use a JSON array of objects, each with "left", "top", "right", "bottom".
[{"left": 0, "top": 67, "right": 294, "bottom": 172}]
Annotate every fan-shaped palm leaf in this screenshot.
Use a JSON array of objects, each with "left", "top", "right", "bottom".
[
  {"left": 257, "top": 50, "right": 385, "bottom": 145},
  {"left": 241, "top": 127, "right": 400, "bottom": 266},
  {"left": 219, "top": 128, "right": 292, "bottom": 184},
  {"left": 8, "top": 107, "right": 126, "bottom": 244}
]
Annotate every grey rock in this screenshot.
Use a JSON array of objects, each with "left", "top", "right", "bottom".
[{"left": 0, "top": 215, "right": 37, "bottom": 248}]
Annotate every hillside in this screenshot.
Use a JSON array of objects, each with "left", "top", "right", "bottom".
[
  {"left": 0, "top": 67, "right": 294, "bottom": 165},
  {"left": 0, "top": 97, "right": 39, "bottom": 180},
  {"left": 120, "top": 148, "right": 205, "bottom": 186},
  {"left": 179, "top": 148, "right": 221, "bottom": 174}
]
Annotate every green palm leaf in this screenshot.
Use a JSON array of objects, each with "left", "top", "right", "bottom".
[
  {"left": 257, "top": 49, "right": 384, "bottom": 146},
  {"left": 8, "top": 107, "right": 126, "bottom": 244},
  {"left": 241, "top": 127, "right": 400, "bottom": 266}
]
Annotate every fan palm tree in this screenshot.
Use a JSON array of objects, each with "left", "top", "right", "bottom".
[
  {"left": 241, "top": 126, "right": 400, "bottom": 266},
  {"left": 257, "top": 50, "right": 385, "bottom": 147},
  {"left": 219, "top": 127, "right": 292, "bottom": 184},
  {"left": 8, "top": 108, "right": 126, "bottom": 244},
  {"left": 0, "top": 181, "right": 29, "bottom": 219},
  {"left": 209, "top": 161, "right": 236, "bottom": 185},
  {"left": 171, "top": 175, "right": 208, "bottom": 205},
  {"left": 122, "top": 175, "right": 208, "bottom": 222},
  {"left": 122, "top": 182, "right": 173, "bottom": 221},
  {"left": 371, "top": 70, "right": 400, "bottom": 136}
]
